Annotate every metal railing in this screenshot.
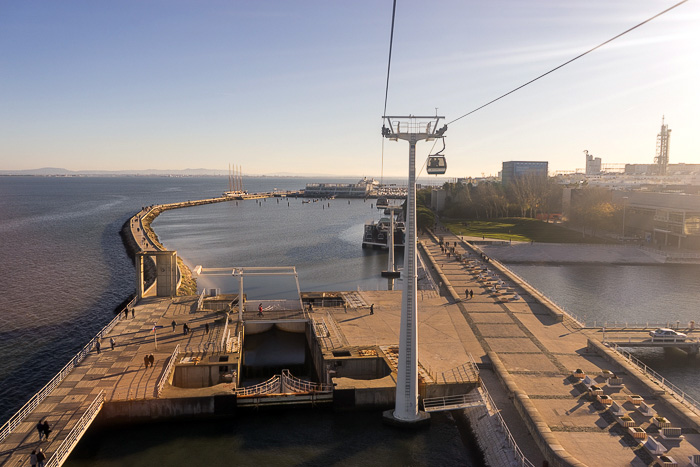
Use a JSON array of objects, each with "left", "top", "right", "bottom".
[
  {"left": 45, "top": 391, "right": 105, "bottom": 467},
  {"left": 0, "top": 302, "right": 130, "bottom": 443},
  {"left": 281, "top": 369, "right": 333, "bottom": 393},
  {"left": 607, "top": 343, "right": 700, "bottom": 416},
  {"left": 156, "top": 344, "right": 180, "bottom": 398},
  {"left": 423, "top": 392, "right": 484, "bottom": 412},
  {"left": 479, "top": 382, "right": 536, "bottom": 467},
  {"left": 235, "top": 375, "right": 281, "bottom": 396},
  {"left": 197, "top": 289, "right": 206, "bottom": 311},
  {"left": 597, "top": 320, "right": 697, "bottom": 330}
]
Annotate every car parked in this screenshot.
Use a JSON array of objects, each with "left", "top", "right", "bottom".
[{"left": 649, "top": 328, "right": 687, "bottom": 341}]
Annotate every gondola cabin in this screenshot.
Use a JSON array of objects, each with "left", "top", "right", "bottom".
[{"left": 427, "top": 155, "right": 446, "bottom": 175}]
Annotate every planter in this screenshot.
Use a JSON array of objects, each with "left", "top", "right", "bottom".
[
  {"left": 618, "top": 416, "right": 636, "bottom": 428},
  {"left": 598, "top": 394, "right": 613, "bottom": 405},
  {"left": 627, "top": 394, "right": 643, "bottom": 406},
  {"left": 629, "top": 426, "right": 647, "bottom": 440},
  {"left": 654, "top": 416, "right": 671, "bottom": 428}
]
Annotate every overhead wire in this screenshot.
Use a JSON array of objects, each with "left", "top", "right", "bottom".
[
  {"left": 447, "top": 0, "right": 690, "bottom": 126},
  {"left": 380, "top": 0, "right": 398, "bottom": 185}
]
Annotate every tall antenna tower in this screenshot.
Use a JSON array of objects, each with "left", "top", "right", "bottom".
[{"left": 654, "top": 116, "right": 671, "bottom": 175}]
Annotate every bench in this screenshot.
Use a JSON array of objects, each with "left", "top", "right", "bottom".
[
  {"left": 607, "top": 376, "right": 624, "bottom": 388},
  {"left": 643, "top": 436, "right": 667, "bottom": 455},
  {"left": 582, "top": 375, "right": 593, "bottom": 388},
  {"left": 660, "top": 426, "right": 683, "bottom": 440},
  {"left": 609, "top": 401, "right": 625, "bottom": 417},
  {"left": 638, "top": 401, "right": 656, "bottom": 417}
]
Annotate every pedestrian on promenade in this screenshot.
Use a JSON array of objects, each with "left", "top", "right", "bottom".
[
  {"left": 36, "top": 421, "right": 44, "bottom": 441},
  {"left": 258, "top": 303, "right": 264, "bottom": 317},
  {"left": 465, "top": 288, "right": 469, "bottom": 299},
  {"left": 370, "top": 304, "right": 374, "bottom": 315},
  {"left": 171, "top": 320, "right": 176, "bottom": 332},
  {"left": 124, "top": 308, "right": 129, "bottom": 319},
  {"left": 30, "top": 450, "right": 38, "bottom": 467},
  {"left": 205, "top": 323, "right": 209, "bottom": 334},
  {"left": 144, "top": 355, "right": 150, "bottom": 368},
  {"left": 95, "top": 340, "right": 101, "bottom": 354},
  {"left": 110, "top": 337, "right": 115, "bottom": 350},
  {"left": 36, "top": 449, "right": 46, "bottom": 467},
  {"left": 148, "top": 354, "right": 155, "bottom": 367},
  {"left": 131, "top": 307, "right": 135, "bottom": 318},
  {"left": 469, "top": 290, "right": 473, "bottom": 299},
  {"left": 42, "top": 420, "right": 51, "bottom": 441}
]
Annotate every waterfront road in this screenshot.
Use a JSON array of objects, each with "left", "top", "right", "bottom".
[{"left": 413, "top": 231, "right": 700, "bottom": 466}]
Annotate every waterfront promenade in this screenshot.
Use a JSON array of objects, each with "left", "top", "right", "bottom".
[
  {"left": 0, "top": 297, "right": 221, "bottom": 467},
  {"left": 422, "top": 230, "right": 700, "bottom": 466}
]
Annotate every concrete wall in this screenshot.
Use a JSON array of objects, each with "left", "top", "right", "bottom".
[
  {"left": 173, "top": 365, "right": 222, "bottom": 388},
  {"left": 331, "top": 357, "right": 390, "bottom": 380},
  {"left": 97, "top": 395, "right": 237, "bottom": 424}
]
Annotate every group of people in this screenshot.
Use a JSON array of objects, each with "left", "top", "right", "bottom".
[
  {"left": 143, "top": 354, "right": 155, "bottom": 368},
  {"left": 29, "top": 448, "right": 46, "bottom": 467},
  {"left": 465, "top": 288, "right": 474, "bottom": 299},
  {"left": 35, "top": 419, "right": 51, "bottom": 441}
]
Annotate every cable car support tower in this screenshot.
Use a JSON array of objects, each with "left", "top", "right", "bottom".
[{"left": 381, "top": 115, "right": 447, "bottom": 426}]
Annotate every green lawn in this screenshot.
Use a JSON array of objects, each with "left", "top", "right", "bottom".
[{"left": 442, "top": 218, "right": 614, "bottom": 244}]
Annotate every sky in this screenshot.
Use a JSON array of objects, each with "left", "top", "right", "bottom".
[{"left": 1, "top": 0, "right": 698, "bottom": 178}]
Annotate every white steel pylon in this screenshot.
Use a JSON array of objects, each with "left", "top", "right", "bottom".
[{"left": 381, "top": 115, "right": 446, "bottom": 425}]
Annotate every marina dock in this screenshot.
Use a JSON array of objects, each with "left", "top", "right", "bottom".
[{"left": 3, "top": 196, "right": 700, "bottom": 466}]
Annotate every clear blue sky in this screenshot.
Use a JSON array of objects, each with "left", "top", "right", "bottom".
[{"left": 1, "top": 0, "right": 698, "bottom": 177}]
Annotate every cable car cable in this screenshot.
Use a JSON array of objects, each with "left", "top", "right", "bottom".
[
  {"left": 447, "top": 0, "right": 689, "bottom": 126},
  {"left": 380, "top": 0, "right": 398, "bottom": 185}
]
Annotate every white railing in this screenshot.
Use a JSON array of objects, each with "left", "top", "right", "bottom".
[
  {"left": 156, "top": 344, "right": 180, "bottom": 398},
  {"left": 597, "top": 321, "right": 697, "bottom": 330},
  {"left": 281, "top": 369, "right": 333, "bottom": 393},
  {"left": 220, "top": 315, "right": 229, "bottom": 350},
  {"left": 441, "top": 359, "right": 479, "bottom": 384},
  {"left": 45, "top": 391, "right": 105, "bottom": 467},
  {"left": 479, "top": 383, "right": 536, "bottom": 467},
  {"left": 607, "top": 343, "right": 700, "bottom": 416},
  {"left": 197, "top": 289, "right": 206, "bottom": 311},
  {"left": 423, "top": 392, "right": 484, "bottom": 412},
  {"left": 0, "top": 304, "right": 129, "bottom": 443},
  {"left": 235, "top": 375, "right": 281, "bottom": 396}
]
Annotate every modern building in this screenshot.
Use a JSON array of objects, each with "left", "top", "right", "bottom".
[{"left": 501, "top": 161, "right": 548, "bottom": 186}]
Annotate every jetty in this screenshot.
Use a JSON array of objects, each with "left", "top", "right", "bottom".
[{"left": 3, "top": 195, "right": 700, "bottom": 466}]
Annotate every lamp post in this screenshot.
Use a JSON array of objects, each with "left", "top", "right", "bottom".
[
  {"left": 622, "top": 196, "right": 629, "bottom": 240},
  {"left": 381, "top": 116, "right": 446, "bottom": 426}
]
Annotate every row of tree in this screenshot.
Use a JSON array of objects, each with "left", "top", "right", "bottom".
[{"left": 426, "top": 177, "right": 624, "bottom": 237}]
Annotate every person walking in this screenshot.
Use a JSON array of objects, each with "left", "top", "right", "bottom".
[
  {"left": 148, "top": 354, "right": 155, "bottom": 367},
  {"left": 144, "top": 355, "right": 150, "bottom": 368},
  {"left": 469, "top": 289, "right": 473, "bottom": 299},
  {"left": 205, "top": 323, "right": 209, "bottom": 334},
  {"left": 370, "top": 304, "right": 374, "bottom": 315},
  {"left": 466, "top": 288, "right": 469, "bottom": 299},
  {"left": 110, "top": 337, "right": 116, "bottom": 350},
  {"left": 257, "top": 303, "right": 264, "bottom": 317},
  {"left": 41, "top": 420, "right": 51, "bottom": 441},
  {"left": 171, "top": 320, "right": 176, "bottom": 332},
  {"left": 36, "top": 449, "right": 46, "bottom": 467},
  {"left": 95, "top": 340, "right": 101, "bottom": 354},
  {"left": 30, "top": 450, "right": 38, "bottom": 467},
  {"left": 36, "top": 420, "right": 44, "bottom": 441},
  {"left": 131, "top": 307, "right": 135, "bottom": 318}
]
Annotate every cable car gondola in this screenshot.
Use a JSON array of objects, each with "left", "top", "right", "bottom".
[{"left": 427, "top": 155, "right": 446, "bottom": 175}]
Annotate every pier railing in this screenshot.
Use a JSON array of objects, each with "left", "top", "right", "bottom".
[
  {"left": 478, "top": 382, "right": 536, "bottom": 467},
  {"left": 0, "top": 304, "right": 128, "bottom": 443},
  {"left": 607, "top": 343, "right": 700, "bottom": 416},
  {"left": 235, "top": 375, "right": 281, "bottom": 396},
  {"left": 45, "top": 391, "right": 105, "bottom": 467},
  {"left": 156, "top": 344, "right": 180, "bottom": 398},
  {"left": 281, "top": 369, "right": 333, "bottom": 393}
]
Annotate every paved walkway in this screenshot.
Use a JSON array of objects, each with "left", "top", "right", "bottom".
[{"left": 422, "top": 232, "right": 700, "bottom": 466}]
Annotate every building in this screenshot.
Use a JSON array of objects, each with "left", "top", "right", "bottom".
[
  {"left": 584, "top": 151, "right": 602, "bottom": 175},
  {"left": 501, "top": 161, "right": 548, "bottom": 186}
]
